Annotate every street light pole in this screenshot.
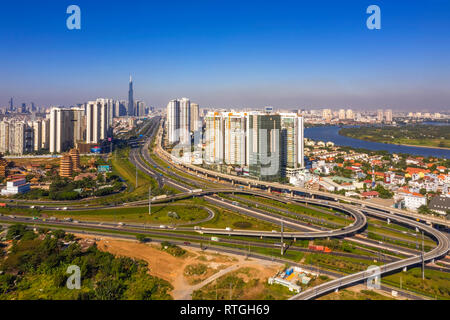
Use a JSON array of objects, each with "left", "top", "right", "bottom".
[
  {"left": 280, "top": 218, "right": 284, "bottom": 256},
  {"left": 421, "top": 231, "right": 425, "bottom": 281},
  {"left": 149, "top": 186, "right": 151, "bottom": 215}
]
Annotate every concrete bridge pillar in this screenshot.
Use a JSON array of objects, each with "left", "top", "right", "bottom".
[
  {"left": 231, "top": 180, "right": 235, "bottom": 186},
  {"left": 290, "top": 191, "right": 294, "bottom": 197},
  {"left": 268, "top": 187, "right": 271, "bottom": 193},
  {"left": 311, "top": 195, "right": 315, "bottom": 199}
]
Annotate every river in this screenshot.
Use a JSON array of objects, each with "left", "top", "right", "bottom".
[{"left": 304, "top": 126, "right": 450, "bottom": 159}]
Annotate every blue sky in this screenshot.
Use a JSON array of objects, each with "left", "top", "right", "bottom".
[{"left": 0, "top": 0, "right": 449, "bottom": 111}]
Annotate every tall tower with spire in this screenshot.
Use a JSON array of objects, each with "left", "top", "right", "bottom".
[{"left": 128, "top": 75, "right": 134, "bottom": 116}]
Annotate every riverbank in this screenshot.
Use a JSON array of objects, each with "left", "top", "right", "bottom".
[
  {"left": 338, "top": 125, "right": 450, "bottom": 150},
  {"left": 304, "top": 126, "right": 450, "bottom": 159},
  {"left": 339, "top": 132, "right": 450, "bottom": 151}
]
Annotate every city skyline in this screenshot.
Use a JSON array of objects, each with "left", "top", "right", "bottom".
[{"left": 1, "top": 1, "right": 450, "bottom": 111}]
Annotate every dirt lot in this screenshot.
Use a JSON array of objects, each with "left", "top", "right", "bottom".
[{"left": 74, "top": 234, "right": 283, "bottom": 300}]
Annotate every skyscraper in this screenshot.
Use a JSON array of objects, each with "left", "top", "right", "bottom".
[
  {"left": 32, "top": 120, "right": 42, "bottom": 152},
  {"left": 346, "top": 109, "right": 354, "bottom": 120},
  {"left": 280, "top": 113, "right": 304, "bottom": 178},
  {"left": 385, "top": 109, "right": 393, "bottom": 123},
  {"left": 179, "top": 98, "right": 191, "bottom": 144},
  {"left": 248, "top": 113, "right": 281, "bottom": 182},
  {"left": 49, "top": 107, "right": 75, "bottom": 153},
  {"left": 322, "top": 109, "right": 332, "bottom": 122},
  {"left": 167, "top": 99, "right": 180, "bottom": 144},
  {"left": 377, "top": 109, "right": 384, "bottom": 122},
  {"left": 224, "top": 112, "right": 246, "bottom": 166},
  {"left": 205, "top": 112, "right": 225, "bottom": 164},
  {"left": 128, "top": 76, "right": 134, "bottom": 116},
  {"left": 41, "top": 118, "right": 50, "bottom": 150},
  {"left": 190, "top": 103, "right": 200, "bottom": 132},
  {"left": 86, "top": 99, "right": 109, "bottom": 143}
]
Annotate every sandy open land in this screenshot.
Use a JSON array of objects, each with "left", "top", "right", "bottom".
[{"left": 74, "top": 234, "right": 283, "bottom": 299}]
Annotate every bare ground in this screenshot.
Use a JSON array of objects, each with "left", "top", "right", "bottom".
[{"left": 74, "top": 234, "right": 283, "bottom": 300}]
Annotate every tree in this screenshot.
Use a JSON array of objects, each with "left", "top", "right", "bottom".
[
  {"left": 418, "top": 205, "right": 431, "bottom": 215},
  {"left": 136, "top": 234, "right": 147, "bottom": 243}
]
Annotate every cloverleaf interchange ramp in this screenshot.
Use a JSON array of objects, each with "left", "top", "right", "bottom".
[
  {"left": 148, "top": 117, "right": 450, "bottom": 299},
  {"left": 2, "top": 116, "right": 448, "bottom": 300}
]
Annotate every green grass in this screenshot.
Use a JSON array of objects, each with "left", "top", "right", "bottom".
[
  {"left": 198, "top": 205, "right": 286, "bottom": 232},
  {"left": 382, "top": 267, "right": 450, "bottom": 300},
  {"left": 233, "top": 194, "right": 351, "bottom": 226},
  {"left": 319, "top": 289, "right": 395, "bottom": 300},
  {"left": 1, "top": 204, "right": 210, "bottom": 225}
]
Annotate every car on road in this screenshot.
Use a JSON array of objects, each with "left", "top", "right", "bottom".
[
  {"left": 30, "top": 205, "right": 35, "bottom": 209},
  {"left": 183, "top": 241, "right": 191, "bottom": 245},
  {"left": 62, "top": 207, "right": 68, "bottom": 210},
  {"left": 159, "top": 225, "right": 167, "bottom": 229}
]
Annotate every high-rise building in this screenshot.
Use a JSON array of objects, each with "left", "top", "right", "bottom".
[
  {"left": 223, "top": 112, "right": 246, "bottom": 166},
  {"left": 280, "top": 113, "right": 304, "bottom": 177},
  {"left": 322, "top": 109, "right": 332, "bottom": 122},
  {"left": 32, "top": 120, "right": 42, "bottom": 152},
  {"left": 190, "top": 103, "right": 200, "bottom": 132},
  {"left": 49, "top": 107, "right": 75, "bottom": 153},
  {"left": 338, "top": 109, "right": 346, "bottom": 120},
  {"left": 346, "top": 109, "right": 354, "bottom": 120},
  {"left": 86, "top": 99, "right": 109, "bottom": 144},
  {"left": 72, "top": 107, "right": 86, "bottom": 144},
  {"left": 179, "top": 98, "right": 191, "bottom": 144},
  {"left": 41, "top": 118, "right": 50, "bottom": 150},
  {"left": 385, "top": 109, "right": 393, "bottom": 123},
  {"left": 377, "top": 109, "right": 384, "bottom": 122},
  {"left": 8, "top": 121, "right": 32, "bottom": 155},
  {"left": 128, "top": 76, "right": 134, "bottom": 116},
  {"left": 167, "top": 99, "right": 180, "bottom": 144},
  {"left": 248, "top": 113, "right": 281, "bottom": 182},
  {"left": 0, "top": 121, "right": 9, "bottom": 154},
  {"left": 136, "top": 100, "right": 146, "bottom": 117},
  {"left": 204, "top": 112, "right": 225, "bottom": 164}
]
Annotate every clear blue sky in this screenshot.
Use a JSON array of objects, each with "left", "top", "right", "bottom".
[{"left": 1, "top": 0, "right": 449, "bottom": 111}]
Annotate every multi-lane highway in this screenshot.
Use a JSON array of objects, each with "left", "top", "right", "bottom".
[
  {"left": 2, "top": 116, "right": 449, "bottom": 300},
  {"left": 146, "top": 118, "right": 449, "bottom": 300}
]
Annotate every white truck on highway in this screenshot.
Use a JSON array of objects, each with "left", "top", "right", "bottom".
[{"left": 152, "top": 195, "right": 167, "bottom": 201}]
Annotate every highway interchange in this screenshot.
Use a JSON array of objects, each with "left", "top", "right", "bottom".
[{"left": 1, "top": 115, "right": 449, "bottom": 300}]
